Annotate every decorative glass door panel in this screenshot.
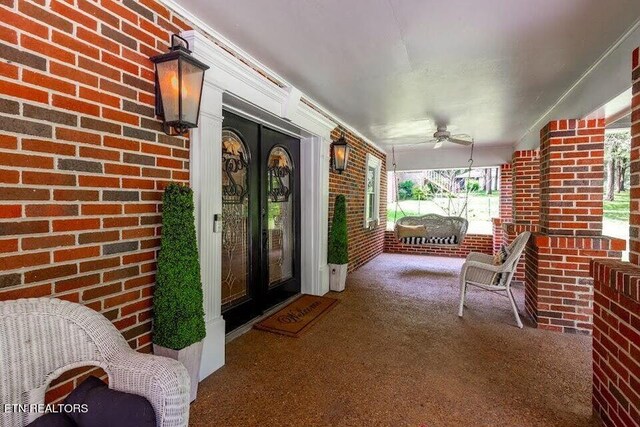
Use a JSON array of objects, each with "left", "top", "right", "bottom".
[
  {"left": 266, "top": 146, "right": 293, "bottom": 287},
  {"left": 221, "top": 129, "right": 250, "bottom": 309},
  {"left": 221, "top": 111, "right": 301, "bottom": 333}
]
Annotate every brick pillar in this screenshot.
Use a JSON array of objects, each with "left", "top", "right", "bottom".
[
  {"left": 539, "top": 119, "right": 605, "bottom": 236},
  {"left": 512, "top": 150, "right": 540, "bottom": 225},
  {"left": 502, "top": 151, "right": 540, "bottom": 281},
  {"left": 525, "top": 119, "right": 624, "bottom": 334},
  {"left": 590, "top": 48, "right": 640, "bottom": 427},
  {"left": 492, "top": 163, "right": 512, "bottom": 252},
  {"left": 630, "top": 48, "right": 640, "bottom": 265}
]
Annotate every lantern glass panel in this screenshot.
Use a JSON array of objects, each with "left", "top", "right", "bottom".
[
  {"left": 156, "top": 60, "right": 180, "bottom": 123},
  {"left": 180, "top": 59, "right": 205, "bottom": 125},
  {"left": 333, "top": 143, "right": 350, "bottom": 171}
]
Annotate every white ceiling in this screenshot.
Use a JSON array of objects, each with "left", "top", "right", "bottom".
[{"left": 176, "top": 0, "right": 640, "bottom": 151}]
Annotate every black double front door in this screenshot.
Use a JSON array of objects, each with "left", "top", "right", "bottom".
[{"left": 220, "top": 110, "right": 301, "bottom": 332}]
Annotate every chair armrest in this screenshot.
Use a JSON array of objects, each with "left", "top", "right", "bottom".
[{"left": 108, "top": 351, "right": 190, "bottom": 427}]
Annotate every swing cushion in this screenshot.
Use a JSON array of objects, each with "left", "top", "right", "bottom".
[
  {"left": 396, "top": 224, "right": 428, "bottom": 239},
  {"left": 399, "top": 235, "right": 458, "bottom": 245}
]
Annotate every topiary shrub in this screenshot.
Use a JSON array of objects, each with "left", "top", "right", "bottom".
[
  {"left": 328, "top": 194, "right": 348, "bottom": 265},
  {"left": 153, "top": 183, "right": 205, "bottom": 350}
]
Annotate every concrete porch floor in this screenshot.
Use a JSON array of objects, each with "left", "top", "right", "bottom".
[{"left": 190, "top": 253, "right": 596, "bottom": 426}]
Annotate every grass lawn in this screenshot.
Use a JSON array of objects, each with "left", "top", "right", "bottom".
[
  {"left": 388, "top": 193, "right": 499, "bottom": 234},
  {"left": 388, "top": 191, "right": 631, "bottom": 243},
  {"left": 603, "top": 192, "right": 630, "bottom": 250},
  {"left": 604, "top": 191, "right": 629, "bottom": 222}
]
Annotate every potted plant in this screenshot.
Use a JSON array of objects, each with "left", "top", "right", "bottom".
[
  {"left": 328, "top": 194, "right": 349, "bottom": 291},
  {"left": 153, "top": 183, "right": 206, "bottom": 402}
]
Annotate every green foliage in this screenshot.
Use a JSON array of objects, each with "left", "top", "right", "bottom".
[
  {"left": 153, "top": 183, "right": 205, "bottom": 350},
  {"left": 328, "top": 195, "right": 348, "bottom": 265},
  {"left": 604, "top": 190, "right": 630, "bottom": 222},
  {"left": 412, "top": 186, "right": 430, "bottom": 201},
  {"left": 605, "top": 131, "right": 631, "bottom": 163},
  {"left": 398, "top": 180, "right": 415, "bottom": 200},
  {"left": 465, "top": 179, "right": 480, "bottom": 192}
]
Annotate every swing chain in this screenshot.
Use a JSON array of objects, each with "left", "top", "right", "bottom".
[
  {"left": 461, "top": 140, "right": 475, "bottom": 217},
  {"left": 392, "top": 139, "right": 475, "bottom": 221},
  {"left": 392, "top": 146, "right": 406, "bottom": 221}
]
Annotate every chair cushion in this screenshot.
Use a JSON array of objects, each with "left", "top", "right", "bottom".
[
  {"left": 493, "top": 245, "right": 509, "bottom": 265},
  {"left": 396, "top": 224, "right": 427, "bottom": 239},
  {"left": 400, "top": 235, "right": 457, "bottom": 245},
  {"left": 27, "top": 413, "right": 76, "bottom": 427},
  {"left": 64, "top": 376, "right": 156, "bottom": 427},
  {"left": 492, "top": 245, "right": 510, "bottom": 285}
]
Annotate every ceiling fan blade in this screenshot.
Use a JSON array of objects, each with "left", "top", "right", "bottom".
[
  {"left": 448, "top": 138, "right": 473, "bottom": 146},
  {"left": 394, "top": 141, "right": 430, "bottom": 148},
  {"left": 398, "top": 138, "right": 437, "bottom": 147},
  {"left": 433, "top": 140, "right": 444, "bottom": 149}
]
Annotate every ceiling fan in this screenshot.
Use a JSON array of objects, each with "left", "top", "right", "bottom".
[{"left": 428, "top": 125, "right": 473, "bottom": 149}]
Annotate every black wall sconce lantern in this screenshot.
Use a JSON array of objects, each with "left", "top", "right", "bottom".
[
  {"left": 151, "top": 34, "right": 210, "bottom": 135},
  {"left": 330, "top": 131, "right": 351, "bottom": 174}
]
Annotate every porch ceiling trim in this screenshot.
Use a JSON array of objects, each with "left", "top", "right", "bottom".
[
  {"left": 517, "top": 18, "right": 640, "bottom": 150},
  {"left": 160, "top": 0, "right": 385, "bottom": 152}
]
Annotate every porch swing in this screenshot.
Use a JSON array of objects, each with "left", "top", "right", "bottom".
[{"left": 392, "top": 142, "right": 474, "bottom": 247}]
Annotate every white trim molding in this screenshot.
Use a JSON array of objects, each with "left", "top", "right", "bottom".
[
  {"left": 180, "top": 27, "right": 340, "bottom": 380},
  {"left": 190, "top": 81, "right": 226, "bottom": 380},
  {"left": 364, "top": 153, "right": 382, "bottom": 229}
]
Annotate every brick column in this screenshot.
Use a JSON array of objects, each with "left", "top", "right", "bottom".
[
  {"left": 630, "top": 48, "right": 640, "bottom": 265},
  {"left": 591, "top": 260, "right": 640, "bottom": 426},
  {"left": 526, "top": 119, "right": 624, "bottom": 334},
  {"left": 512, "top": 150, "right": 540, "bottom": 226},
  {"left": 500, "top": 163, "right": 513, "bottom": 222},
  {"left": 502, "top": 151, "right": 540, "bottom": 281},
  {"left": 492, "top": 163, "right": 512, "bottom": 252},
  {"left": 539, "top": 119, "right": 605, "bottom": 236}
]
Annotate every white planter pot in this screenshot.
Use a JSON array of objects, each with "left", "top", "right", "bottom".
[
  {"left": 329, "top": 263, "right": 348, "bottom": 292},
  {"left": 154, "top": 340, "right": 203, "bottom": 402}
]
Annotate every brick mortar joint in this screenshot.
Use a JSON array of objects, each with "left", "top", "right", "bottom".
[
  {"left": 530, "top": 233, "right": 625, "bottom": 246},
  {"left": 591, "top": 259, "right": 640, "bottom": 303}
]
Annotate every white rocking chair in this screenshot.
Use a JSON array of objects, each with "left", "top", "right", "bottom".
[{"left": 457, "top": 231, "right": 531, "bottom": 328}]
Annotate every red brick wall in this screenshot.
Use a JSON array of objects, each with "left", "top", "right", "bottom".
[
  {"left": 0, "top": 0, "right": 192, "bottom": 401},
  {"left": 539, "top": 119, "right": 605, "bottom": 237},
  {"left": 525, "top": 119, "right": 621, "bottom": 334},
  {"left": 630, "top": 48, "right": 640, "bottom": 265},
  {"left": 492, "top": 163, "right": 513, "bottom": 253},
  {"left": 329, "top": 128, "right": 386, "bottom": 273},
  {"left": 384, "top": 231, "right": 493, "bottom": 258},
  {"left": 503, "top": 151, "right": 540, "bottom": 282},
  {"left": 492, "top": 218, "right": 502, "bottom": 253},
  {"left": 500, "top": 162, "right": 513, "bottom": 222},
  {"left": 525, "top": 233, "right": 624, "bottom": 334},
  {"left": 511, "top": 150, "right": 540, "bottom": 225},
  {"left": 591, "top": 259, "right": 640, "bottom": 426},
  {"left": 503, "top": 222, "right": 534, "bottom": 282}
]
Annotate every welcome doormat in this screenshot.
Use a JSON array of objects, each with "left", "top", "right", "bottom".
[{"left": 254, "top": 295, "right": 338, "bottom": 337}]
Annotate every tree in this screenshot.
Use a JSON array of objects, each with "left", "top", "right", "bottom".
[
  {"left": 483, "top": 168, "right": 493, "bottom": 194},
  {"left": 398, "top": 180, "right": 415, "bottom": 200},
  {"left": 328, "top": 195, "right": 348, "bottom": 265},
  {"left": 605, "top": 131, "right": 631, "bottom": 200},
  {"left": 413, "top": 186, "right": 430, "bottom": 201},
  {"left": 153, "top": 183, "right": 205, "bottom": 350}
]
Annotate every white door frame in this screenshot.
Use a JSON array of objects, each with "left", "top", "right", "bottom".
[{"left": 182, "top": 30, "right": 334, "bottom": 380}]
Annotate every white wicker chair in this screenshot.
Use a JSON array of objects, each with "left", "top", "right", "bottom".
[
  {"left": 0, "top": 298, "right": 190, "bottom": 427},
  {"left": 457, "top": 231, "right": 531, "bottom": 328}
]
